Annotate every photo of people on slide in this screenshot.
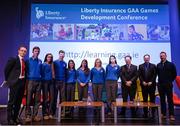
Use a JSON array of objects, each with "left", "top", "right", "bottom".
[
  {"left": 127, "top": 24, "right": 147, "bottom": 40},
  {"left": 76, "top": 24, "right": 101, "bottom": 40},
  {"left": 53, "top": 24, "right": 75, "bottom": 40},
  {"left": 75, "top": 24, "right": 128, "bottom": 41},
  {"left": 31, "top": 23, "right": 53, "bottom": 40},
  {"left": 147, "top": 25, "right": 170, "bottom": 40},
  {"left": 30, "top": 23, "right": 169, "bottom": 42}
]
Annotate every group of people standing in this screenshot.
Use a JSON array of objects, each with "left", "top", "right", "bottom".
[{"left": 4, "top": 46, "right": 177, "bottom": 125}]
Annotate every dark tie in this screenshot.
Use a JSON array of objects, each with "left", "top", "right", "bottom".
[
  {"left": 127, "top": 65, "right": 130, "bottom": 71},
  {"left": 144, "top": 63, "right": 149, "bottom": 79}
]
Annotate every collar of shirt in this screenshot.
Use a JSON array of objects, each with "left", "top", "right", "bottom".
[
  {"left": 59, "top": 59, "right": 64, "bottom": 61},
  {"left": 126, "top": 64, "right": 131, "bottom": 68},
  {"left": 161, "top": 60, "right": 167, "bottom": 64},
  {"left": 144, "top": 62, "right": 149, "bottom": 66},
  {"left": 31, "top": 56, "right": 38, "bottom": 60},
  {"left": 110, "top": 64, "right": 117, "bottom": 67},
  {"left": 161, "top": 60, "right": 168, "bottom": 66},
  {"left": 18, "top": 55, "right": 23, "bottom": 60},
  {"left": 95, "top": 67, "right": 102, "bottom": 71}
]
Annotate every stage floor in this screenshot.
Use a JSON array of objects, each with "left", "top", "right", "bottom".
[{"left": 0, "top": 107, "right": 180, "bottom": 125}]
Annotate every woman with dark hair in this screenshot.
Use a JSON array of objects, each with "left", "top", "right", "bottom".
[
  {"left": 41, "top": 53, "right": 55, "bottom": 120},
  {"left": 66, "top": 59, "right": 76, "bottom": 102},
  {"left": 66, "top": 59, "right": 77, "bottom": 114},
  {"left": 77, "top": 59, "right": 90, "bottom": 101},
  {"left": 91, "top": 58, "right": 105, "bottom": 101},
  {"left": 105, "top": 55, "right": 120, "bottom": 115}
]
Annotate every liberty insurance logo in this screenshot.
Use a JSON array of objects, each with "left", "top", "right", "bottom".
[{"left": 35, "top": 7, "right": 44, "bottom": 19}]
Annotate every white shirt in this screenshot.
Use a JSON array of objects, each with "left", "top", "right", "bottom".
[{"left": 18, "top": 55, "right": 25, "bottom": 79}]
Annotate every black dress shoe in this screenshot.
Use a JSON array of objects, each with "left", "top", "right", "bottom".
[
  {"left": 8, "top": 120, "right": 15, "bottom": 125},
  {"left": 143, "top": 114, "right": 148, "bottom": 118},
  {"left": 119, "top": 111, "right": 125, "bottom": 115},
  {"left": 119, "top": 111, "right": 126, "bottom": 117},
  {"left": 131, "top": 113, "right": 137, "bottom": 118},
  {"left": 14, "top": 118, "right": 23, "bottom": 125},
  {"left": 150, "top": 114, "right": 155, "bottom": 119}
]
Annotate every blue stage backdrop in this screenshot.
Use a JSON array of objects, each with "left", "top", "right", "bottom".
[
  {"left": 30, "top": 4, "right": 171, "bottom": 69},
  {"left": 0, "top": 1, "right": 179, "bottom": 105}
]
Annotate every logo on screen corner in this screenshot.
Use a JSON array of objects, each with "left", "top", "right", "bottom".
[{"left": 35, "top": 7, "right": 44, "bottom": 19}]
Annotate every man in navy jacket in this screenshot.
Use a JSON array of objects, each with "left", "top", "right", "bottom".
[
  {"left": 120, "top": 55, "right": 138, "bottom": 117},
  {"left": 139, "top": 54, "right": 157, "bottom": 118},
  {"left": 157, "top": 51, "right": 177, "bottom": 121}
]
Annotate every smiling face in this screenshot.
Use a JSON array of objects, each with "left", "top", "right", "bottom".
[
  {"left": 32, "top": 49, "right": 40, "bottom": 58},
  {"left": 160, "top": 52, "right": 167, "bottom": 62},
  {"left": 144, "top": 55, "right": 150, "bottom": 63},
  {"left": 128, "top": 27, "right": 134, "bottom": 34},
  {"left": 110, "top": 56, "right": 116, "bottom": 64},
  {"left": 95, "top": 59, "right": 101, "bottom": 67},
  {"left": 18, "top": 47, "right": 27, "bottom": 58},
  {"left": 81, "top": 60, "right": 87, "bottom": 68},
  {"left": 125, "top": 57, "right": 131, "bottom": 65},
  {"left": 46, "top": 54, "right": 53, "bottom": 63},
  {"left": 69, "top": 61, "right": 75, "bottom": 69},
  {"left": 59, "top": 52, "right": 65, "bottom": 60}
]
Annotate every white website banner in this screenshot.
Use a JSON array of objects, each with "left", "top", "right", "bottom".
[{"left": 30, "top": 42, "right": 171, "bottom": 68}]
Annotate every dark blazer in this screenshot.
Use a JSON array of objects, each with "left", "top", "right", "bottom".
[
  {"left": 138, "top": 63, "right": 157, "bottom": 86},
  {"left": 157, "top": 60, "right": 177, "bottom": 84},
  {"left": 4, "top": 56, "right": 22, "bottom": 87},
  {"left": 120, "top": 64, "right": 138, "bottom": 86}
]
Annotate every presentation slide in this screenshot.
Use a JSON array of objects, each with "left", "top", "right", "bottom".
[{"left": 30, "top": 4, "right": 171, "bottom": 68}]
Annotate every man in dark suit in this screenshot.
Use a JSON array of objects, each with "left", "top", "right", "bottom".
[
  {"left": 139, "top": 54, "right": 157, "bottom": 118},
  {"left": 120, "top": 55, "right": 138, "bottom": 117},
  {"left": 157, "top": 51, "right": 177, "bottom": 121},
  {"left": 4, "top": 46, "right": 27, "bottom": 124}
]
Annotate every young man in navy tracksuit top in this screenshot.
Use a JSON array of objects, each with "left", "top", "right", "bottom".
[
  {"left": 53, "top": 50, "right": 67, "bottom": 114},
  {"left": 25, "top": 46, "right": 42, "bottom": 122}
]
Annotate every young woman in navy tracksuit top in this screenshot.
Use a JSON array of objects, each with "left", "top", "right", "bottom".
[
  {"left": 105, "top": 55, "right": 120, "bottom": 115},
  {"left": 91, "top": 58, "right": 105, "bottom": 101},
  {"left": 66, "top": 59, "right": 77, "bottom": 102},
  {"left": 77, "top": 59, "right": 90, "bottom": 101},
  {"left": 41, "top": 53, "right": 55, "bottom": 120},
  {"left": 66, "top": 59, "right": 77, "bottom": 114}
]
